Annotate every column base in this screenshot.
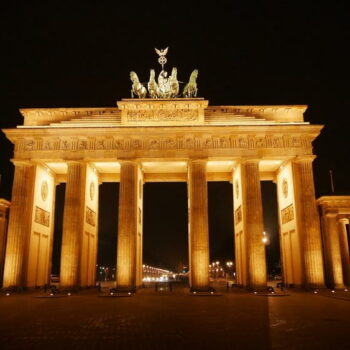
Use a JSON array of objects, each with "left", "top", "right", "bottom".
[
  {"left": 326, "top": 282, "right": 344, "bottom": 290},
  {"left": 1, "top": 285, "right": 27, "bottom": 293},
  {"left": 190, "top": 286, "right": 214, "bottom": 293},
  {"left": 246, "top": 285, "right": 268, "bottom": 292},
  {"left": 303, "top": 282, "right": 325, "bottom": 289},
  {"left": 114, "top": 286, "right": 137, "bottom": 293}
]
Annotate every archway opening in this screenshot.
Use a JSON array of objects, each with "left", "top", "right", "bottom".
[
  {"left": 51, "top": 183, "right": 65, "bottom": 278},
  {"left": 143, "top": 182, "right": 188, "bottom": 286},
  {"left": 208, "top": 182, "right": 234, "bottom": 289},
  {"left": 261, "top": 181, "right": 281, "bottom": 286},
  {"left": 97, "top": 182, "right": 119, "bottom": 283}
]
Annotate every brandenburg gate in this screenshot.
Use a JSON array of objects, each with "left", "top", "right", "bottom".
[{"left": 1, "top": 98, "right": 328, "bottom": 291}]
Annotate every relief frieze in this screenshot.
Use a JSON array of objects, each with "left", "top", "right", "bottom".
[
  {"left": 15, "top": 134, "right": 312, "bottom": 153},
  {"left": 125, "top": 109, "right": 199, "bottom": 121},
  {"left": 234, "top": 205, "right": 242, "bottom": 224},
  {"left": 86, "top": 206, "right": 96, "bottom": 227},
  {"left": 34, "top": 206, "right": 50, "bottom": 227},
  {"left": 281, "top": 204, "right": 294, "bottom": 224}
]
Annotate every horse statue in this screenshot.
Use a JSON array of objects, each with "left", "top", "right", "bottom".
[
  {"left": 182, "top": 69, "right": 198, "bottom": 98},
  {"left": 147, "top": 69, "right": 160, "bottom": 98},
  {"left": 168, "top": 67, "right": 179, "bottom": 98},
  {"left": 158, "top": 70, "right": 170, "bottom": 98},
  {"left": 130, "top": 71, "right": 147, "bottom": 98}
]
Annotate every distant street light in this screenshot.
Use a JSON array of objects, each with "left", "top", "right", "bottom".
[{"left": 262, "top": 231, "right": 270, "bottom": 245}]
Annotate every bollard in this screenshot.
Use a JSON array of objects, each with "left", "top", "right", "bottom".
[
  {"left": 98, "top": 282, "right": 101, "bottom": 293},
  {"left": 155, "top": 283, "right": 158, "bottom": 292},
  {"left": 170, "top": 282, "right": 173, "bottom": 292},
  {"left": 226, "top": 282, "right": 229, "bottom": 292},
  {"left": 44, "top": 284, "right": 47, "bottom": 293}
]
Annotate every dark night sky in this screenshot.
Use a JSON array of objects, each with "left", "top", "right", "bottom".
[{"left": 1, "top": 1, "right": 349, "bottom": 273}]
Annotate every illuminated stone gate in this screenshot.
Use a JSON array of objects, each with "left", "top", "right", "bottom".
[{"left": 2, "top": 99, "right": 327, "bottom": 291}]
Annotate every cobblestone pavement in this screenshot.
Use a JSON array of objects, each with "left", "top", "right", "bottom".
[{"left": 0, "top": 286, "right": 350, "bottom": 350}]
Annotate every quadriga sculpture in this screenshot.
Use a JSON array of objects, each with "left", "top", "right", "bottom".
[
  {"left": 183, "top": 69, "right": 198, "bottom": 98},
  {"left": 130, "top": 71, "right": 147, "bottom": 98}
]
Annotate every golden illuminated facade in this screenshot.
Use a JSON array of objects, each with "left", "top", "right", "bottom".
[
  {"left": 318, "top": 196, "right": 350, "bottom": 288},
  {"left": 1, "top": 98, "right": 333, "bottom": 291},
  {"left": 0, "top": 199, "right": 10, "bottom": 288}
]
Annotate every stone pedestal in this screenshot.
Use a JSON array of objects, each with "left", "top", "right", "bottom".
[
  {"left": 116, "top": 161, "right": 142, "bottom": 291},
  {"left": 188, "top": 160, "right": 210, "bottom": 291},
  {"left": 3, "top": 163, "right": 35, "bottom": 288},
  {"left": 60, "top": 162, "right": 86, "bottom": 288},
  {"left": 338, "top": 219, "right": 350, "bottom": 286},
  {"left": 117, "top": 98, "right": 208, "bottom": 126},
  {"left": 323, "top": 214, "right": 344, "bottom": 288},
  {"left": 293, "top": 157, "right": 325, "bottom": 288},
  {"left": 241, "top": 160, "right": 267, "bottom": 290}
]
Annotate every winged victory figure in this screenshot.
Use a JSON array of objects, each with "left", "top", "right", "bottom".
[{"left": 155, "top": 47, "right": 169, "bottom": 57}]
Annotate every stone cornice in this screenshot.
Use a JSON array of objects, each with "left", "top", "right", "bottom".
[
  {"left": 0, "top": 199, "right": 10, "bottom": 208},
  {"left": 20, "top": 107, "right": 120, "bottom": 126},
  {"left": 18, "top": 102, "right": 308, "bottom": 126},
  {"left": 317, "top": 196, "right": 350, "bottom": 214},
  {"left": 4, "top": 124, "right": 323, "bottom": 138}
]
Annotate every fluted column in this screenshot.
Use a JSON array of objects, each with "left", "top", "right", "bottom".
[
  {"left": 323, "top": 214, "right": 344, "bottom": 288},
  {"left": 188, "top": 159, "right": 210, "bottom": 291},
  {"left": 241, "top": 160, "right": 267, "bottom": 290},
  {"left": 3, "top": 162, "right": 35, "bottom": 288},
  {"left": 292, "top": 157, "right": 325, "bottom": 288},
  {"left": 0, "top": 199, "right": 10, "bottom": 288},
  {"left": 116, "top": 161, "right": 139, "bottom": 291},
  {"left": 338, "top": 218, "right": 350, "bottom": 286},
  {"left": 60, "top": 162, "right": 86, "bottom": 288}
]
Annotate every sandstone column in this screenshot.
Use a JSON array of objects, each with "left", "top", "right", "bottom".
[
  {"left": 60, "top": 161, "right": 86, "bottom": 288},
  {"left": 188, "top": 159, "right": 210, "bottom": 291},
  {"left": 0, "top": 199, "right": 10, "bottom": 288},
  {"left": 292, "top": 157, "right": 325, "bottom": 288},
  {"left": 3, "top": 162, "right": 35, "bottom": 288},
  {"left": 322, "top": 213, "right": 344, "bottom": 288},
  {"left": 116, "top": 161, "right": 141, "bottom": 291},
  {"left": 241, "top": 160, "right": 267, "bottom": 290},
  {"left": 338, "top": 218, "right": 350, "bottom": 286}
]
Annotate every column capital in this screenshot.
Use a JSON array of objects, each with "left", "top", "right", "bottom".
[
  {"left": 324, "top": 209, "right": 340, "bottom": 218},
  {"left": 240, "top": 158, "right": 260, "bottom": 164},
  {"left": 338, "top": 217, "right": 350, "bottom": 225},
  {"left": 292, "top": 155, "right": 316, "bottom": 163},
  {"left": 117, "top": 158, "right": 142, "bottom": 166},
  {"left": 188, "top": 158, "right": 208, "bottom": 163},
  {"left": 11, "top": 159, "right": 34, "bottom": 167},
  {"left": 65, "top": 160, "right": 84, "bottom": 165}
]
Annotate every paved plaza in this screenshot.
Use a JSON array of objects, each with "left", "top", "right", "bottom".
[{"left": 1, "top": 285, "right": 350, "bottom": 350}]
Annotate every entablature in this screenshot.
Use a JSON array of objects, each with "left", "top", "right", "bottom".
[
  {"left": 4, "top": 124, "right": 321, "bottom": 161},
  {"left": 317, "top": 196, "right": 350, "bottom": 216}
]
